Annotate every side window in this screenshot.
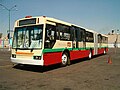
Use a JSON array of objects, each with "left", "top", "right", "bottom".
[
  {"left": 86, "top": 31, "right": 94, "bottom": 42},
  {"left": 102, "top": 36, "right": 104, "bottom": 43},
  {"left": 102, "top": 36, "right": 108, "bottom": 43},
  {"left": 79, "top": 28, "right": 86, "bottom": 42},
  {"left": 45, "top": 24, "right": 56, "bottom": 41},
  {"left": 89, "top": 32, "right": 94, "bottom": 42},
  {"left": 57, "top": 24, "right": 71, "bottom": 41},
  {"left": 98, "top": 34, "right": 102, "bottom": 43},
  {"left": 70, "top": 26, "right": 80, "bottom": 41},
  {"left": 105, "top": 37, "right": 108, "bottom": 43},
  {"left": 76, "top": 28, "right": 80, "bottom": 41}
]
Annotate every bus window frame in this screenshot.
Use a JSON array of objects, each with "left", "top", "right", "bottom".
[
  {"left": 56, "top": 24, "right": 71, "bottom": 41},
  {"left": 86, "top": 31, "right": 94, "bottom": 42}
]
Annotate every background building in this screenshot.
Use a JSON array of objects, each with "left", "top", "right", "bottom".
[
  {"left": 107, "top": 34, "right": 120, "bottom": 48},
  {"left": 0, "top": 33, "right": 9, "bottom": 48}
]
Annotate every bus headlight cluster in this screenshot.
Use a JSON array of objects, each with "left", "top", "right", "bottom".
[
  {"left": 33, "top": 56, "right": 41, "bottom": 60},
  {"left": 12, "top": 54, "right": 16, "bottom": 58}
]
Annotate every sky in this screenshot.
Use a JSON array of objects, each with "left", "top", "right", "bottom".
[{"left": 0, "top": 0, "right": 120, "bottom": 36}]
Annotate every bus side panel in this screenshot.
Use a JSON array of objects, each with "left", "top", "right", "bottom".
[
  {"left": 92, "top": 49, "right": 94, "bottom": 56},
  {"left": 98, "top": 48, "right": 105, "bottom": 54},
  {"left": 43, "top": 52, "right": 62, "bottom": 66},
  {"left": 70, "top": 50, "right": 90, "bottom": 60},
  {"left": 106, "top": 48, "right": 108, "bottom": 52}
]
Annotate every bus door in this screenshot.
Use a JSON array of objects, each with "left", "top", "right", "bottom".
[
  {"left": 44, "top": 24, "right": 56, "bottom": 48},
  {"left": 98, "top": 34, "right": 102, "bottom": 48},
  {"left": 71, "top": 26, "right": 78, "bottom": 49},
  {"left": 79, "top": 28, "right": 86, "bottom": 49},
  {"left": 75, "top": 27, "right": 79, "bottom": 48}
]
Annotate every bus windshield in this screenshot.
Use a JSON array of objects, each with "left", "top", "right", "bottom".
[{"left": 12, "top": 25, "right": 43, "bottom": 49}]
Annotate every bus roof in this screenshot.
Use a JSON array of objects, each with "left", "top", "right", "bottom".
[{"left": 15, "top": 16, "right": 106, "bottom": 36}]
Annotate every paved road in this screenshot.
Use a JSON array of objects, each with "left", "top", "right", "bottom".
[{"left": 0, "top": 48, "right": 120, "bottom": 90}]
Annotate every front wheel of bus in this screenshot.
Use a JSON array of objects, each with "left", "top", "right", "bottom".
[{"left": 61, "top": 53, "right": 69, "bottom": 66}]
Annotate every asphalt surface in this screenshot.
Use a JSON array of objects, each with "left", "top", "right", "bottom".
[{"left": 0, "top": 48, "right": 120, "bottom": 90}]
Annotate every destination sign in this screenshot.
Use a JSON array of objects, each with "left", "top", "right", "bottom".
[{"left": 19, "top": 18, "right": 36, "bottom": 26}]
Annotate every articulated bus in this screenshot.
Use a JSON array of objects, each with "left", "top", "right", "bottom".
[{"left": 11, "top": 16, "right": 108, "bottom": 66}]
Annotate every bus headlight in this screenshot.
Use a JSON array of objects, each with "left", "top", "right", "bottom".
[
  {"left": 12, "top": 54, "right": 16, "bottom": 58},
  {"left": 33, "top": 56, "right": 41, "bottom": 60}
]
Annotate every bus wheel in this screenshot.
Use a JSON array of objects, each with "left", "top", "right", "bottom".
[
  {"left": 88, "top": 51, "right": 92, "bottom": 59},
  {"left": 104, "top": 49, "right": 106, "bottom": 54},
  {"left": 61, "top": 53, "right": 69, "bottom": 66}
]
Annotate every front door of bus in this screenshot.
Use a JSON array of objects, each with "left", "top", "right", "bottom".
[{"left": 44, "top": 24, "right": 56, "bottom": 48}]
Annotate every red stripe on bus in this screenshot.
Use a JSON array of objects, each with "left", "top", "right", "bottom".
[
  {"left": 70, "top": 50, "right": 90, "bottom": 60},
  {"left": 43, "top": 50, "right": 90, "bottom": 66},
  {"left": 106, "top": 48, "right": 108, "bottom": 52},
  {"left": 98, "top": 48, "right": 104, "bottom": 54},
  {"left": 43, "top": 48, "right": 108, "bottom": 66},
  {"left": 43, "top": 52, "right": 62, "bottom": 66}
]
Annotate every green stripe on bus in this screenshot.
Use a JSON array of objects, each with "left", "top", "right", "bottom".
[
  {"left": 43, "top": 48, "right": 65, "bottom": 53},
  {"left": 42, "top": 47, "right": 108, "bottom": 53},
  {"left": 42, "top": 47, "right": 95, "bottom": 53}
]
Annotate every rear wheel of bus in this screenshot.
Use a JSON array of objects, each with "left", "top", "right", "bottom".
[
  {"left": 88, "top": 50, "right": 92, "bottom": 59},
  {"left": 103, "top": 48, "right": 106, "bottom": 54}
]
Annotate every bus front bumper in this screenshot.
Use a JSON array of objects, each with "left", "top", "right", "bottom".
[{"left": 11, "top": 57, "right": 44, "bottom": 66}]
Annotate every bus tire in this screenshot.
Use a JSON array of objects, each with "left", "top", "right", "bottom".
[
  {"left": 61, "top": 52, "right": 69, "bottom": 66},
  {"left": 104, "top": 49, "right": 106, "bottom": 54},
  {"left": 88, "top": 51, "right": 92, "bottom": 59}
]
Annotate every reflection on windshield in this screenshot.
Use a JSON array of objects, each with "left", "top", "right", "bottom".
[{"left": 12, "top": 25, "right": 43, "bottom": 49}]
